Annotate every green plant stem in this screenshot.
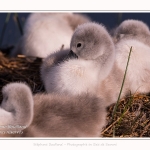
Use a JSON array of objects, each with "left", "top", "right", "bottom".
[
  {"left": 117, "top": 93, "right": 133, "bottom": 126},
  {"left": 0, "top": 13, "right": 11, "bottom": 47},
  {"left": 117, "top": 13, "right": 122, "bottom": 25},
  {"left": 112, "top": 46, "right": 132, "bottom": 121},
  {"left": 14, "top": 13, "right": 23, "bottom": 35}
]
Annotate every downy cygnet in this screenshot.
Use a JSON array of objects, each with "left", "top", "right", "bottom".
[
  {"left": 0, "top": 82, "right": 106, "bottom": 137},
  {"left": 41, "top": 22, "right": 115, "bottom": 97},
  {"left": 100, "top": 19, "right": 150, "bottom": 105},
  {"left": 41, "top": 21, "right": 150, "bottom": 107}
]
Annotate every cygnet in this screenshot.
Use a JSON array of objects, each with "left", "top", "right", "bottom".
[
  {"left": 0, "top": 82, "right": 106, "bottom": 137},
  {"left": 41, "top": 22, "right": 115, "bottom": 97},
  {"left": 11, "top": 13, "right": 90, "bottom": 58},
  {"left": 96, "top": 20, "right": 150, "bottom": 106},
  {"left": 100, "top": 24, "right": 150, "bottom": 106},
  {"left": 113, "top": 19, "right": 150, "bottom": 46},
  {"left": 41, "top": 21, "right": 150, "bottom": 107}
]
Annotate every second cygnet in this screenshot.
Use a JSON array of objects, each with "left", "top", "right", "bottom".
[
  {"left": 0, "top": 82, "right": 106, "bottom": 137},
  {"left": 99, "top": 19, "right": 150, "bottom": 105}
]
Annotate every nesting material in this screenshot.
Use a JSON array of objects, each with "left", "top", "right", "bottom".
[
  {"left": 102, "top": 94, "right": 150, "bottom": 137},
  {"left": 0, "top": 52, "right": 44, "bottom": 104}
]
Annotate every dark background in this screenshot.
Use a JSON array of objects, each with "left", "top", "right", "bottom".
[{"left": 0, "top": 12, "right": 150, "bottom": 47}]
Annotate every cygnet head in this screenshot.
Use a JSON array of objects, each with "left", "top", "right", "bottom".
[
  {"left": 68, "top": 22, "right": 115, "bottom": 82},
  {"left": 114, "top": 19, "right": 150, "bottom": 42},
  {"left": 70, "top": 22, "right": 115, "bottom": 61},
  {"left": 1, "top": 82, "right": 34, "bottom": 127}
]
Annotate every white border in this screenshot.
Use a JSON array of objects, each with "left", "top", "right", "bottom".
[
  {"left": 0, "top": 138, "right": 150, "bottom": 150},
  {"left": 0, "top": 0, "right": 150, "bottom": 11},
  {"left": 0, "top": 0, "right": 150, "bottom": 149}
]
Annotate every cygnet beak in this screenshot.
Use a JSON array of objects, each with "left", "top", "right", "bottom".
[{"left": 67, "top": 50, "right": 78, "bottom": 59}]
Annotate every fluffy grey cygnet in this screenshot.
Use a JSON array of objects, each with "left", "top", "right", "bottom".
[
  {"left": 11, "top": 13, "right": 90, "bottom": 58},
  {"left": 100, "top": 20, "right": 150, "bottom": 106},
  {"left": 41, "top": 21, "right": 150, "bottom": 107},
  {"left": 41, "top": 22, "right": 115, "bottom": 97},
  {"left": 0, "top": 82, "right": 106, "bottom": 137},
  {"left": 113, "top": 19, "right": 150, "bottom": 46}
]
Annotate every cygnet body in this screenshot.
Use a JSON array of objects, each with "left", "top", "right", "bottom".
[
  {"left": 116, "top": 38, "right": 150, "bottom": 93},
  {"left": 41, "top": 22, "right": 115, "bottom": 97},
  {"left": 0, "top": 82, "right": 106, "bottom": 137},
  {"left": 11, "top": 13, "right": 90, "bottom": 58}
]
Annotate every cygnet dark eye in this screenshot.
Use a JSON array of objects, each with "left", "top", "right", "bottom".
[
  {"left": 77, "top": 43, "right": 82, "bottom": 48},
  {"left": 67, "top": 50, "right": 78, "bottom": 59}
]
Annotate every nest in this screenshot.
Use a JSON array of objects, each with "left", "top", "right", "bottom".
[
  {"left": 0, "top": 51, "right": 150, "bottom": 137},
  {"left": 0, "top": 52, "right": 44, "bottom": 104},
  {"left": 102, "top": 94, "right": 150, "bottom": 137}
]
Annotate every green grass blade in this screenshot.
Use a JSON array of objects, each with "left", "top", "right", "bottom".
[
  {"left": 117, "top": 93, "right": 133, "bottom": 126},
  {"left": 112, "top": 46, "right": 132, "bottom": 121},
  {"left": 117, "top": 13, "right": 122, "bottom": 25},
  {"left": 14, "top": 13, "right": 23, "bottom": 35},
  {"left": 0, "top": 13, "right": 11, "bottom": 47}
]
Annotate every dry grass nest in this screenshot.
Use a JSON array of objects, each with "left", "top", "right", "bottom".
[{"left": 0, "top": 51, "right": 150, "bottom": 137}]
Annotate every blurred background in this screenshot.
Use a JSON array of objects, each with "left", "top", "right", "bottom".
[{"left": 0, "top": 12, "right": 150, "bottom": 48}]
